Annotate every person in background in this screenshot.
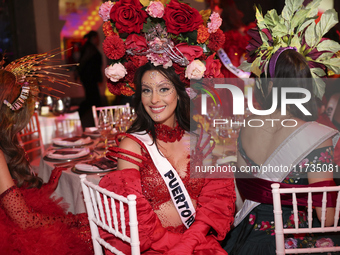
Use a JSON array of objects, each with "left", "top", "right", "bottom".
[
  {"left": 0, "top": 53, "right": 92, "bottom": 254},
  {"left": 223, "top": 1, "right": 340, "bottom": 254},
  {"left": 78, "top": 30, "right": 103, "bottom": 128}
]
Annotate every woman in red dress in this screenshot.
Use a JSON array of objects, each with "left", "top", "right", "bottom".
[
  {"left": 0, "top": 56, "right": 92, "bottom": 254},
  {"left": 100, "top": 62, "right": 236, "bottom": 254}
]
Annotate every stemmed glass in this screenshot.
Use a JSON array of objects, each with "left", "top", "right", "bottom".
[
  {"left": 217, "top": 125, "right": 229, "bottom": 158},
  {"left": 98, "top": 111, "right": 113, "bottom": 153}
]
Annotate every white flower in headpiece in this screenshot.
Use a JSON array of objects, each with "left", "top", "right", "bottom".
[
  {"left": 185, "top": 60, "right": 206, "bottom": 80},
  {"left": 105, "top": 63, "right": 127, "bottom": 82}
]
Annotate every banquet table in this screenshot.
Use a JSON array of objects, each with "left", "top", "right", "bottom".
[
  {"left": 38, "top": 156, "right": 105, "bottom": 214},
  {"left": 38, "top": 111, "right": 82, "bottom": 145}
]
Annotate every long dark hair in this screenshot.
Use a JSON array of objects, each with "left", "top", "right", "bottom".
[
  {"left": 0, "top": 70, "right": 43, "bottom": 188},
  {"left": 128, "top": 62, "right": 190, "bottom": 144},
  {"left": 255, "top": 49, "right": 318, "bottom": 121}
]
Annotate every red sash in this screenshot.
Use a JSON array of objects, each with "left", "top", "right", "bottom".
[{"left": 236, "top": 171, "right": 337, "bottom": 207}]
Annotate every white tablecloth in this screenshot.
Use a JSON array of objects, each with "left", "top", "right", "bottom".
[
  {"left": 38, "top": 156, "right": 103, "bottom": 214},
  {"left": 38, "top": 112, "right": 81, "bottom": 145}
]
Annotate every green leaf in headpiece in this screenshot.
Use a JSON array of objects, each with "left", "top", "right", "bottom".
[
  {"left": 272, "top": 23, "right": 289, "bottom": 37},
  {"left": 305, "top": 20, "right": 317, "bottom": 48},
  {"left": 317, "top": 40, "right": 340, "bottom": 53},
  {"left": 304, "top": 0, "right": 322, "bottom": 17},
  {"left": 310, "top": 67, "right": 326, "bottom": 77},
  {"left": 316, "top": 52, "right": 336, "bottom": 61},
  {"left": 316, "top": 9, "right": 338, "bottom": 41},
  {"left": 311, "top": 70, "right": 325, "bottom": 99},
  {"left": 281, "top": 0, "right": 304, "bottom": 21},
  {"left": 238, "top": 61, "right": 252, "bottom": 72},
  {"left": 264, "top": 9, "right": 281, "bottom": 27},
  {"left": 251, "top": 57, "right": 262, "bottom": 77},
  {"left": 291, "top": 9, "right": 310, "bottom": 33},
  {"left": 255, "top": 6, "right": 266, "bottom": 30},
  {"left": 317, "top": 57, "right": 340, "bottom": 74},
  {"left": 290, "top": 35, "right": 301, "bottom": 51}
]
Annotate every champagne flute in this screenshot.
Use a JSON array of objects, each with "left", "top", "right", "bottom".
[
  {"left": 217, "top": 125, "right": 229, "bottom": 158},
  {"left": 98, "top": 111, "right": 113, "bottom": 153}
]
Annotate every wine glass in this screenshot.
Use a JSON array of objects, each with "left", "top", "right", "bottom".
[
  {"left": 98, "top": 111, "right": 113, "bottom": 152},
  {"left": 217, "top": 125, "right": 229, "bottom": 158}
]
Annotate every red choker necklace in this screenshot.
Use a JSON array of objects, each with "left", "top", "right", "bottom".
[{"left": 153, "top": 122, "right": 185, "bottom": 143}]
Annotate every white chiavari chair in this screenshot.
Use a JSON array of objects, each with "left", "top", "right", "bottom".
[
  {"left": 272, "top": 183, "right": 340, "bottom": 254},
  {"left": 80, "top": 174, "right": 140, "bottom": 255}
]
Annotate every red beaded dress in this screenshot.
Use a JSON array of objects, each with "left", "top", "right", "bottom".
[
  {"left": 99, "top": 123, "right": 236, "bottom": 255},
  {"left": 0, "top": 167, "right": 93, "bottom": 255}
]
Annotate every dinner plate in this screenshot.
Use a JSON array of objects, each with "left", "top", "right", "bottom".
[
  {"left": 83, "top": 127, "right": 101, "bottom": 138},
  {"left": 44, "top": 148, "right": 90, "bottom": 161},
  {"left": 74, "top": 157, "right": 117, "bottom": 173},
  {"left": 52, "top": 136, "right": 93, "bottom": 147},
  {"left": 74, "top": 163, "right": 116, "bottom": 173}
]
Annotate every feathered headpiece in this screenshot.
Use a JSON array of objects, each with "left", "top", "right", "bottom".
[
  {"left": 239, "top": 0, "right": 340, "bottom": 99},
  {"left": 1, "top": 50, "right": 80, "bottom": 111},
  {"left": 99, "top": 0, "right": 226, "bottom": 96}
]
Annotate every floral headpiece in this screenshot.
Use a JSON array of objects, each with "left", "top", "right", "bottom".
[
  {"left": 2, "top": 50, "right": 80, "bottom": 111},
  {"left": 239, "top": 0, "right": 340, "bottom": 99},
  {"left": 99, "top": 0, "right": 226, "bottom": 96}
]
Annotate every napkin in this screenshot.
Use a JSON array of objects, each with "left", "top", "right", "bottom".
[
  {"left": 46, "top": 148, "right": 90, "bottom": 159},
  {"left": 75, "top": 157, "right": 117, "bottom": 172},
  {"left": 53, "top": 136, "right": 92, "bottom": 146}
]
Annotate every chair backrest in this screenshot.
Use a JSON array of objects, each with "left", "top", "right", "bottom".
[
  {"left": 272, "top": 183, "right": 340, "bottom": 255},
  {"left": 80, "top": 174, "right": 140, "bottom": 255},
  {"left": 17, "top": 111, "right": 44, "bottom": 160},
  {"left": 55, "top": 118, "right": 83, "bottom": 137},
  {"left": 326, "top": 93, "right": 340, "bottom": 124},
  {"left": 92, "top": 104, "right": 130, "bottom": 128}
]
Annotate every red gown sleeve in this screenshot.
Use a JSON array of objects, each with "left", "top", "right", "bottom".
[
  {"left": 0, "top": 168, "right": 92, "bottom": 254},
  {"left": 164, "top": 177, "right": 236, "bottom": 255}
]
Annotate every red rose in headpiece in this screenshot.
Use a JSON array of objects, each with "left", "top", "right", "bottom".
[
  {"left": 176, "top": 43, "right": 203, "bottom": 63},
  {"left": 110, "top": 0, "right": 148, "bottom": 34},
  {"left": 204, "top": 53, "right": 222, "bottom": 78},
  {"left": 163, "top": 0, "right": 203, "bottom": 35},
  {"left": 125, "top": 34, "right": 148, "bottom": 53}
]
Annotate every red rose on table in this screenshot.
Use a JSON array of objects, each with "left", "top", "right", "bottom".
[
  {"left": 125, "top": 34, "right": 148, "bottom": 53},
  {"left": 110, "top": 0, "right": 148, "bottom": 34},
  {"left": 163, "top": 0, "right": 203, "bottom": 35},
  {"left": 176, "top": 43, "right": 203, "bottom": 63},
  {"left": 204, "top": 53, "right": 222, "bottom": 78}
]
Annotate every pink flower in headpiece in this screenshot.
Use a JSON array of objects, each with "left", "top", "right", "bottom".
[
  {"left": 147, "top": 52, "right": 172, "bottom": 68},
  {"left": 146, "top": 1, "right": 165, "bottom": 18},
  {"left": 99, "top": 1, "right": 114, "bottom": 22},
  {"left": 185, "top": 60, "right": 206, "bottom": 80},
  {"left": 186, "top": 87, "right": 197, "bottom": 99},
  {"left": 105, "top": 63, "right": 127, "bottom": 82},
  {"left": 176, "top": 43, "right": 203, "bottom": 63},
  {"left": 147, "top": 37, "right": 173, "bottom": 68},
  {"left": 207, "top": 12, "right": 222, "bottom": 33}
]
